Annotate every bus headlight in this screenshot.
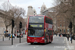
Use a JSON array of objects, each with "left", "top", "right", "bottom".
[
  {"left": 42, "top": 37, "right": 44, "bottom": 40},
  {"left": 28, "top": 38, "right": 30, "bottom": 39}
]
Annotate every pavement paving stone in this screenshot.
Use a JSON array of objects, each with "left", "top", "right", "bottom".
[
  {"left": 0, "top": 38, "right": 26, "bottom": 46},
  {"left": 67, "top": 38, "right": 75, "bottom": 50},
  {"left": 0, "top": 35, "right": 26, "bottom": 46}
]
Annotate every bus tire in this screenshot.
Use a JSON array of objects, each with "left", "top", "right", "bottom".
[
  {"left": 43, "top": 43, "right": 46, "bottom": 45},
  {"left": 49, "top": 41, "right": 52, "bottom": 43},
  {"left": 31, "top": 43, "right": 34, "bottom": 45},
  {"left": 49, "top": 39, "right": 52, "bottom": 43}
]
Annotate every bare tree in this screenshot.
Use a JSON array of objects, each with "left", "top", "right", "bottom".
[
  {"left": 0, "top": 10, "right": 12, "bottom": 31},
  {"left": 54, "top": 0, "right": 75, "bottom": 34},
  {"left": 0, "top": 2, "right": 26, "bottom": 34},
  {"left": 0, "top": 1, "right": 13, "bottom": 32},
  {"left": 10, "top": 7, "right": 25, "bottom": 29},
  {"left": 1, "top": 1, "right": 13, "bottom": 11},
  {"left": 54, "top": 0, "right": 73, "bottom": 22}
]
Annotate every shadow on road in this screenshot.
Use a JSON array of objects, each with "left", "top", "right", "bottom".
[{"left": 29, "top": 43, "right": 52, "bottom": 45}]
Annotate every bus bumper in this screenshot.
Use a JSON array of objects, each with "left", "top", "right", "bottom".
[{"left": 27, "top": 39, "right": 45, "bottom": 43}]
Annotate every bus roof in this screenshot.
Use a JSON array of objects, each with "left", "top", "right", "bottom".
[
  {"left": 29, "top": 15, "right": 52, "bottom": 20},
  {"left": 29, "top": 15, "right": 45, "bottom": 17}
]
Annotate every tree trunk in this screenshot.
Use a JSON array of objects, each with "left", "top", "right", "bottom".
[{"left": 6, "top": 26, "right": 8, "bottom": 34}]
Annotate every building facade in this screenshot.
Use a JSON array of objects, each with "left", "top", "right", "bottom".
[
  {"left": 0, "top": 17, "right": 6, "bottom": 34},
  {"left": 56, "top": 14, "right": 70, "bottom": 34},
  {"left": 40, "top": 4, "right": 57, "bottom": 32},
  {"left": 27, "top": 6, "right": 37, "bottom": 18}
]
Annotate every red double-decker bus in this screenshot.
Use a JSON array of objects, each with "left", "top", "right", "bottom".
[{"left": 27, "top": 15, "right": 53, "bottom": 44}]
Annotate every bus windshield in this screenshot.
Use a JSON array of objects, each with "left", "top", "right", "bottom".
[
  {"left": 28, "top": 29, "right": 44, "bottom": 37},
  {"left": 29, "top": 16, "right": 44, "bottom": 23}
]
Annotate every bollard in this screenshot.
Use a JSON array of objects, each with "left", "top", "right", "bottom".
[
  {"left": 3, "top": 36, "right": 4, "bottom": 41},
  {"left": 9, "top": 37, "right": 10, "bottom": 40}
]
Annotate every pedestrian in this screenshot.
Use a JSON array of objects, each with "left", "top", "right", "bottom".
[
  {"left": 70, "top": 32, "right": 73, "bottom": 43},
  {"left": 66, "top": 34, "right": 69, "bottom": 41},
  {"left": 59, "top": 33, "right": 61, "bottom": 37},
  {"left": 56, "top": 33, "right": 57, "bottom": 36},
  {"left": 55, "top": 32, "right": 57, "bottom": 36}
]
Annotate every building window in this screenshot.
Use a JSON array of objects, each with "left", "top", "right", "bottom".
[
  {"left": 60, "top": 29, "right": 62, "bottom": 32},
  {"left": 67, "top": 29, "right": 69, "bottom": 32},
  {"left": 64, "top": 0, "right": 66, "bottom": 1},
  {"left": 74, "top": 25, "right": 75, "bottom": 33},
  {"left": 64, "top": 29, "right": 65, "bottom": 32},
  {"left": 60, "top": 24, "right": 62, "bottom": 27}
]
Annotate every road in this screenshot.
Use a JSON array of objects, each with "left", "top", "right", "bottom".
[{"left": 0, "top": 35, "right": 68, "bottom": 50}]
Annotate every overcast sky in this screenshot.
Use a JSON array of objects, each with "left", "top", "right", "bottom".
[{"left": 0, "top": 0, "right": 55, "bottom": 15}]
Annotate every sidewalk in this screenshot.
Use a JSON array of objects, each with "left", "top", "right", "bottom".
[
  {"left": 66, "top": 38, "right": 75, "bottom": 50},
  {"left": 0, "top": 34, "right": 4, "bottom": 39},
  {"left": 56, "top": 35, "right": 75, "bottom": 50},
  {"left": 0, "top": 37, "right": 26, "bottom": 46},
  {"left": 0, "top": 35, "right": 27, "bottom": 46}
]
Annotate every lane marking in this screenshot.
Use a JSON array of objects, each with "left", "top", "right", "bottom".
[
  {"left": 64, "top": 38, "right": 65, "bottom": 41},
  {"left": 63, "top": 38, "right": 66, "bottom": 43},
  {"left": 10, "top": 42, "right": 27, "bottom": 48},
  {"left": 34, "top": 47, "right": 36, "bottom": 48},
  {"left": 65, "top": 37, "right": 73, "bottom": 50},
  {"left": 64, "top": 48, "right": 67, "bottom": 50},
  {"left": 15, "top": 42, "right": 27, "bottom": 47},
  {"left": 33, "top": 46, "right": 39, "bottom": 48},
  {"left": 53, "top": 35, "right": 56, "bottom": 38},
  {"left": 10, "top": 45, "right": 14, "bottom": 48}
]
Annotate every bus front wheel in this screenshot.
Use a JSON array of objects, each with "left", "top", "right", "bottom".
[
  {"left": 31, "top": 43, "right": 34, "bottom": 45},
  {"left": 49, "top": 41, "right": 52, "bottom": 43},
  {"left": 49, "top": 39, "right": 52, "bottom": 43}
]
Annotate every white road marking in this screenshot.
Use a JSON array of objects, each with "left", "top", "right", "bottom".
[
  {"left": 34, "top": 47, "right": 36, "bottom": 48},
  {"left": 10, "top": 45, "right": 14, "bottom": 48},
  {"left": 15, "top": 42, "right": 27, "bottom": 47},
  {"left": 53, "top": 35, "right": 56, "bottom": 38},
  {"left": 63, "top": 38, "right": 65, "bottom": 43},
  {"left": 66, "top": 38, "right": 69, "bottom": 48},
  {"left": 64, "top": 48, "right": 67, "bottom": 50},
  {"left": 10, "top": 42, "right": 27, "bottom": 48},
  {"left": 65, "top": 37, "right": 74, "bottom": 50},
  {"left": 33, "top": 46, "right": 39, "bottom": 48}
]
